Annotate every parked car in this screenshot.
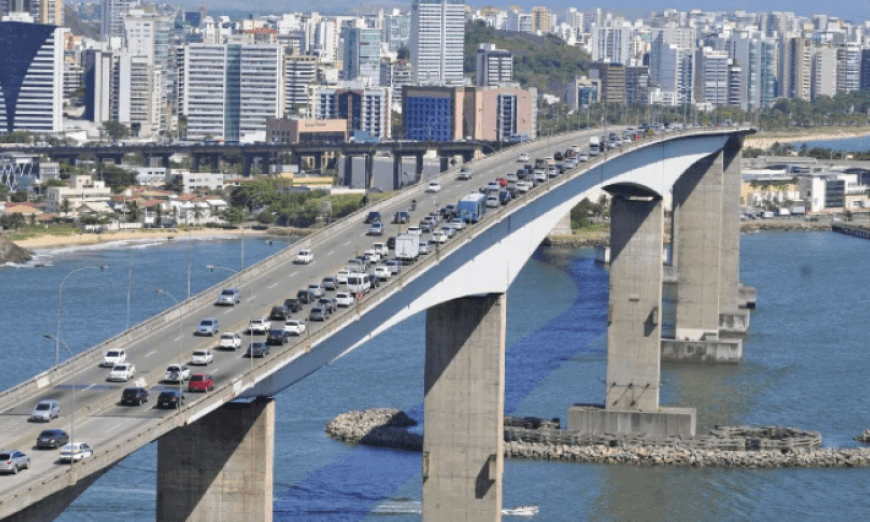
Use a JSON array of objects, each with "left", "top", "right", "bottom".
[
  {"left": 318, "top": 297, "right": 338, "bottom": 313},
  {"left": 364, "top": 211, "right": 381, "bottom": 224},
  {"left": 294, "top": 249, "right": 314, "bottom": 264},
  {"left": 282, "top": 298, "right": 303, "bottom": 313},
  {"left": 266, "top": 329, "right": 291, "bottom": 345},
  {"left": 30, "top": 400, "right": 60, "bottom": 422},
  {"left": 309, "top": 306, "right": 329, "bottom": 321},
  {"left": 215, "top": 287, "right": 241, "bottom": 306},
  {"left": 0, "top": 450, "right": 29, "bottom": 474},
  {"left": 102, "top": 349, "right": 126, "bottom": 368},
  {"left": 247, "top": 342, "right": 270, "bottom": 358},
  {"left": 368, "top": 222, "right": 384, "bottom": 236},
  {"left": 296, "top": 289, "right": 313, "bottom": 304},
  {"left": 188, "top": 373, "right": 214, "bottom": 392},
  {"left": 196, "top": 318, "right": 220, "bottom": 336},
  {"left": 36, "top": 429, "right": 69, "bottom": 449},
  {"left": 283, "top": 319, "right": 306, "bottom": 335},
  {"left": 163, "top": 364, "right": 191, "bottom": 383},
  {"left": 426, "top": 181, "right": 441, "bottom": 193},
  {"left": 190, "top": 349, "right": 213, "bottom": 365},
  {"left": 374, "top": 266, "right": 392, "bottom": 280},
  {"left": 321, "top": 277, "right": 338, "bottom": 291},
  {"left": 248, "top": 317, "right": 271, "bottom": 334},
  {"left": 269, "top": 305, "right": 291, "bottom": 321},
  {"left": 335, "top": 293, "right": 354, "bottom": 307},
  {"left": 156, "top": 390, "right": 185, "bottom": 409},
  {"left": 108, "top": 363, "right": 136, "bottom": 382},
  {"left": 121, "top": 387, "right": 149, "bottom": 406},
  {"left": 336, "top": 270, "right": 350, "bottom": 284},
  {"left": 219, "top": 332, "right": 242, "bottom": 350}
]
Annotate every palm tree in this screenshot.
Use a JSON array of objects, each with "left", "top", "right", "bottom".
[
  {"left": 193, "top": 204, "right": 203, "bottom": 225},
  {"left": 60, "top": 197, "right": 70, "bottom": 216},
  {"left": 128, "top": 201, "right": 140, "bottom": 223},
  {"left": 154, "top": 204, "right": 163, "bottom": 227}
]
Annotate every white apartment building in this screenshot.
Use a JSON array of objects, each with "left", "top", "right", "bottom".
[
  {"left": 658, "top": 43, "right": 693, "bottom": 106},
  {"left": 812, "top": 45, "right": 837, "bottom": 100},
  {"left": 694, "top": 47, "right": 730, "bottom": 107},
  {"left": 475, "top": 44, "right": 513, "bottom": 87},
  {"left": 506, "top": 9, "right": 533, "bottom": 33},
  {"left": 116, "top": 54, "right": 156, "bottom": 136},
  {"left": 726, "top": 31, "right": 778, "bottom": 111},
  {"left": 313, "top": 83, "right": 391, "bottom": 140},
  {"left": 101, "top": 0, "right": 135, "bottom": 40},
  {"left": 285, "top": 53, "right": 318, "bottom": 117},
  {"left": 591, "top": 25, "right": 632, "bottom": 65},
  {"left": 45, "top": 174, "right": 112, "bottom": 214},
  {"left": 239, "top": 45, "right": 284, "bottom": 142},
  {"left": 410, "top": 0, "right": 465, "bottom": 86}
]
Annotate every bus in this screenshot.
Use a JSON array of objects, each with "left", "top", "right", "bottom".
[{"left": 458, "top": 193, "right": 487, "bottom": 223}]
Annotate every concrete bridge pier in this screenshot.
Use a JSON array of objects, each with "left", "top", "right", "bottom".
[
  {"left": 343, "top": 155, "right": 354, "bottom": 186},
  {"left": 568, "top": 194, "right": 695, "bottom": 438},
  {"left": 439, "top": 156, "right": 450, "bottom": 173},
  {"left": 424, "top": 293, "right": 505, "bottom": 522},
  {"left": 156, "top": 398, "right": 275, "bottom": 522},
  {"left": 393, "top": 154, "right": 403, "bottom": 190}
]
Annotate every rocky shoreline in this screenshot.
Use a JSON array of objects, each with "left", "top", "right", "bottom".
[
  {"left": 0, "top": 235, "right": 32, "bottom": 264},
  {"left": 326, "top": 409, "right": 870, "bottom": 469}
]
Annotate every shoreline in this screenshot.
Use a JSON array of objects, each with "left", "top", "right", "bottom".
[
  {"left": 746, "top": 128, "right": 870, "bottom": 151},
  {"left": 10, "top": 227, "right": 271, "bottom": 252}
]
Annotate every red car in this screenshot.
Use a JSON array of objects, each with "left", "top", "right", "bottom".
[
  {"left": 188, "top": 373, "right": 214, "bottom": 392},
  {"left": 496, "top": 177, "right": 508, "bottom": 187}
]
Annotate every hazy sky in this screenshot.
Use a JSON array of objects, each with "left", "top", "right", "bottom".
[{"left": 179, "top": 0, "right": 870, "bottom": 25}]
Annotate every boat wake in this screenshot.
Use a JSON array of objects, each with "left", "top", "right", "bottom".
[{"left": 371, "top": 499, "right": 538, "bottom": 517}]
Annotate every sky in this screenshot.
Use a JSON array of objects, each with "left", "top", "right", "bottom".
[{"left": 175, "top": 0, "right": 870, "bottom": 25}]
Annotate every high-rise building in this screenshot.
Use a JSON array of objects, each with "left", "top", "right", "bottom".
[
  {"left": 649, "top": 24, "right": 694, "bottom": 88},
  {"left": 314, "top": 83, "right": 391, "bottom": 140},
  {"left": 812, "top": 45, "right": 837, "bottom": 100},
  {"left": 123, "top": 9, "right": 175, "bottom": 135},
  {"left": 82, "top": 49, "right": 113, "bottom": 123},
  {"left": 838, "top": 44, "right": 861, "bottom": 93},
  {"left": 860, "top": 49, "right": 870, "bottom": 91},
  {"left": 1, "top": 0, "right": 61, "bottom": 24},
  {"left": 694, "top": 47, "right": 730, "bottom": 107},
  {"left": 726, "top": 31, "right": 778, "bottom": 111},
  {"left": 475, "top": 44, "right": 512, "bottom": 87},
  {"left": 0, "top": 19, "right": 66, "bottom": 134},
  {"left": 115, "top": 53, "right": 155, "bottom": 136},
  {"left": 784, "top": 37, "right": 813, "bottom": 101},
  {"left": 591, "top": 25, "right": 632, "bottom": 65},
  {"left": 506, "top": 9, "right": 533, "bottom": 33},
  {"left": 284, "top": 53, "right": 318, "bottom": 117},
  {"left": 530, "top": 6, "right": 550, "bottom": 33},
  {"left": 410, "top": 0, "right": 465, "bottom": 86},
  {"left": 625, "top": 65, "right": 650, "bottom": 105},
  {"left": 380, "top": 59, "right": 413, "bottom": 107},
  {"left": 101, "top": 0, "right": 135, "bottom": 41},
  {"left": 384, "top": 10, "right": 411, "bottom": 51},
  {"left": 342, "top": 27, "right": 381, "bottom": 82},
  {"left": 588, "top": 62, "right": 626, "bottom": 104},
  {"left": 657, "top": 43, "right": 693, "bottom": 106}
]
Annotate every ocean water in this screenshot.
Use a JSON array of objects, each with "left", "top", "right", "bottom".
[
  {"left": 798, "top": 134, "right": 870, "bottom": 152},
  {"left": 1, "top": 230, "right": 868, "bottom": 521}
]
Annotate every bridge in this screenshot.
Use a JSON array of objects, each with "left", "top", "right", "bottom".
[{"left": 0, "top": 126, "right": 754, "bottom": 522}]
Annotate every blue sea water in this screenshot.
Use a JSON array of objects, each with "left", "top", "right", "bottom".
[
  {"left": 798, "top": 134, "right": 870, "bottom": 152},
  {"left": 1, "top": 230, "right": 868, "bottom": 521}
]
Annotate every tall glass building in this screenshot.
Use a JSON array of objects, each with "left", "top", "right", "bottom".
[{"left": 410, "top": 0, "right": 465, "bottom": 86}]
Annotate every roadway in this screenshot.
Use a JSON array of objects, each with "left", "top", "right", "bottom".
[{"left": 0, "top": 128, "right": 603, "bottom": 505}]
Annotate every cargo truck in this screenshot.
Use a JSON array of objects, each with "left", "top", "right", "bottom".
[{"left": 395, "top": 234, "right": 420, "bottom": 264}]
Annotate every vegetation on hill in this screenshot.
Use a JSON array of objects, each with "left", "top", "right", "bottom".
[{"left": 464, "top": 20, "right": 589, "bottom": 98}]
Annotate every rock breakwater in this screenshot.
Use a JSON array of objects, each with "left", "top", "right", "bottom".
[{"left": 0, "top": 235, "right": 32, "bottom": 264}]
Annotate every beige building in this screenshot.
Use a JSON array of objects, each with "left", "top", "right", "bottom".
[
  {"left": 45, "top": 174, "right": 112, "bottom": 215},
  {"left": 266, "top": 118, "right": 348, "bottom": 144}
]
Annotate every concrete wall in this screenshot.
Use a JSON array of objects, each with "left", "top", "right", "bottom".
[
  {"left": 567, "top": 405, "right": 696, "bottom": 439},
  {"left": 424, "top": 294, "right": 506, "bottom": 522},
  {"left": 719, "top": 136, "right": 743, "bottom": 314}
]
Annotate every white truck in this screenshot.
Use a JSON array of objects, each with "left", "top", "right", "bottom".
[
  {"left": 395, "top": 234, "right": 420, "bottom": 263},
  {"left": 588, "top": 136, "right": 601, "bottom": 157}
]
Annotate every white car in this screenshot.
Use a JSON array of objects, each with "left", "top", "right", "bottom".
[
  {"left": 219, "top": 332, "right": 241, "bottom": 350},
  {"left": 577, "top": 153, "right": 589, "bottom": 162},
  {"left": 440, "top": 226, "right": 455, "bottom": 238},
  {"left": 59, "top": 442, "right": 93, "bottom": 463},
  {"left": 215, "top": 287, "right": 241, "bottom": 306},
  {"left": 517, "top": 152, "right": 530, "bottom": 162},
  {"left": 426, "top": 181, "right": 441, "bottom": 193},
  {"left": 374, "top": 266, "right": 392, "bottom": 280},
  {"left": 430, "top": 231, "right": 448, "bottom": 244},
  {"left": 283, "top": 319, "right": 306, "bottom": 335},
  {"left": 336, "top": 270, "right": 350, "bottom": 284},
  {"left": 407, "top": 226, "right": 421, "bottom": 236},
  {"left": 163, "top": 364, "right": 191, "bottom": 383},
  {"left": 385, "top": 260, "right": 401, "bottom": 274},
  {"left": 486, "top": 196, "right": 499, "bottom": 208},
  {"left": 102, "top": 349, "right": 126, "bottom": 368},
  {"left": 363, "top": 249, "right": 381, "bottom": 263},
  {"left": 457, "top": 167, "right": 473, "bottom": 180},
  {"left": 533, "top": 170, "right": 547, "bottom": 183},
  {"left": 418, "top": 241, "right": 432, "bottom": 255},
  {"left": 294, "top": 249, "right": 313, "bottom": 264},
  {"left": 372, "top": 243, "right": 388, "bottom": 256},
  {"left": 449, "top": 218, "right": 466, "bottom": 230},
  {"left": 108, "top": 363, "right": 136, "bottom": 382},
  {"left": 516, "top": 181, "right": 532, "bottom": 193},
  {"left": 190, "top": 349, "right": 213, "bottom": 365},
  {"left": 486, "top": 181, "right": 500, "bottom": 192},
  {"left": 248, "top": 317, "right": 271, "bottom": 334},
  {"left": 335, "top": 293, "right": 354, "bottom": 307}
]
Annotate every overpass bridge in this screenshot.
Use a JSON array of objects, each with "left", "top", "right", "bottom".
[{"left": 0, "top": 126, "right": 754, "bottom": 522}]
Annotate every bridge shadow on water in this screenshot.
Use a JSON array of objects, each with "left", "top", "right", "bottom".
[{"left": 275, "top": 246, "right": 609, "bottom": 520}]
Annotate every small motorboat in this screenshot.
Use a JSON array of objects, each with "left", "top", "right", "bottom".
[{"left": 502, "top": 504, "right": 539, "bottom": 516}]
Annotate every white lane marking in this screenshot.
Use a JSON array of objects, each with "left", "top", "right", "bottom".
[
  {"left": 327, "top": 250, "right": 334, "bottom": 256},
  {"left": 268, "top": 282, "right": 279, "bottom": 289},
  {"left": 343, "top": 241, "right": 352, "bottom": 246},
  {"left": 308, "top": 262, "right": 316, "bottom": 266},
  {"left": 84, "top": 384, "right": 96, "bottom": 391},
  {"left": 224, "top": 309, "right": 233, "bottom": 315},
  {"left": 105, "top": 423, "right": 122, "bottom": 433},
  {"left": 145, "top": 350, "right": 156, "bottom": 358},
  {"left": 289, "top": 271, "right": 298, "bottom": 277},
  {"left": 174, "top": 335, "right": 183, "bottom": 342},
  {"left": 249, "top": 295, "right": 257, "bottom": 300},
  {"left": 210, "top": 368, "right": 220, "bottom": 374}
]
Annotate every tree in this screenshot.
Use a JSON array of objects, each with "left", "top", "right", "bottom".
[
  {"left": 61, "top": 197, "right": 71, "bottom": 216},
  {"left": 101, "top": 121, "right": 130, "bottom": 142},
  {"left": 128, "top": 201, "right": 140, "bottom": 222},
  {"left": 10, "top": 190, "right": 28, "bottom": 203},
  {"left": 44, "top": 179, "right": 66, "bottom": 188},
  {"left": 221, "top": 207, "right": 243, "bottom": 224},
  {"left": 154, "top": 204, "right": 163, "bottom": 226},
  {"left": 28, "top": 213, "right": 37, "bottom": 226},
  {"left": 99, "top": 165, "right": 138, "bottom": 192},
  {"left": 193, "top": 205, "right": 203, "bottom": 225}
]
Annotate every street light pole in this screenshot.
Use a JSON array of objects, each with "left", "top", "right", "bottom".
[
  {"left": 43, "top": 334, "right": 76, "bottom": 466},
  {"left": 56, "top": 265, "right": 107, "bottom": 368}
]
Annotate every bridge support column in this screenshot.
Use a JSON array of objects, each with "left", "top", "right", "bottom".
[
  {"left": 243, "top": 154, "right": 253, "bottom": 177},
  {"left": 415, "top": 153, "right": 424, "bottom": 177},
  {"left": 313, "top": 153, "right": 323, "bottom": 171},
  {"left": 393, "top": 154, "right": 402, "bottom": 190},
  {"left": 439, "top": 156, "right": 449, "bottom": 172},
  {"left": 568, "top": 195, "right": 695, "bottom": 438},
  {"left": 365, "top": 153, "right": 374, "bottom": 189},
  {"left": 343, "top": 155, "right": 354, "bottom": 186},
  {"left": 424, "top": 293, "right": 505, "bottom": 522},
  {"left": 210, "top": 154, "right": 219, "bottom": 173},
  {"left": 156, "top": 398, "right": 274, "bottom": 522}
]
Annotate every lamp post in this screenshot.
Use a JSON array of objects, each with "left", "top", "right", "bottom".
[
  {"left": 155, "top": 288, "right": 185, "bottom": 400},
  {"left": 56, "top": 265, "right": 108, "bottom": 368},
  {"left": 206, "top": 264, "right": 255, "bottom": 374},
  {"left": 43, "top": 334, "right": 76, "bottom": 465}
]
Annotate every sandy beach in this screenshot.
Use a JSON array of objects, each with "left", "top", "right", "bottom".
[
  {"left": 13, "top": 227, "right": 269, "bottom": 251},
  {"left": 746, "top": 128, "right": 870, "bottom": 151}
]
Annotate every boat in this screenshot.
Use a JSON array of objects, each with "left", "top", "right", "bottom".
[{"left": 502, "top": 505, "right": 539, "bottom": 516}]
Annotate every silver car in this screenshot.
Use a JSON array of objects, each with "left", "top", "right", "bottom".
[
  {"left": 30, "top": 400, "right": 60, "bottom": 422},
  {"left": 0, "top": 450, "right": 29, "bottom": 474},
  {"left": 196, "top": 318, "right": 220, "bottom": 336}
]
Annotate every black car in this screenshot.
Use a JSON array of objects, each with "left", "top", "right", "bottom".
[
  {"left": 36, "top": 429, "right": 69, "bottom": 449},
  {"left": 283, "top": 298, "right": 303, "bottom": 313},
  {"left": 499, "top": 190, "right": 512, "bottom": 205},
  {"left": 121, "top": 387, "right": 149, "bottom": 406},
  {"left": 309, "top": 306, "right": 329, "bottom": 321},
  {"left": 420, "top": 222, "right": 432, "bottom": 233},
  {"left": 321, "top": 277, "right": 338, "bottom": 291},
  {"left": 386, "top": 236, "right": 396, "bottom": 249},
  {"left": 297, "top": 289, "right": 313, "bottom": 304},
  {"left": 365, "top": 211, "right": 381, "bottom": 224},
  {"left": 269, "top": 305, "right": 290, "bottom": 321},
  {"left": 266, "top": 329, "right": 291, "bottom": 345},
  {"left": 318, "top": 297, "right": 338, "bottom": 313},
  {"left": 366, "top": 273, "right": 380, "bottom": 289},
  {"left": 554, "top": 151, "right": 564, "bottom": 161},
  {"left": 248, "top": 342, "right": 270, "bottom": 357},
  {"left": 157, "top": 390, "right": 185, "bottom": 409},
  {"left": 393, "top": 211, "right": 410, "bottom": 224}
]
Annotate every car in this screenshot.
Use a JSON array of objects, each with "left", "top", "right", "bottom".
[
  {"left": 248, "top": 317, "right": 271, "bottom": 334},
  {"left": 283, "top": 298, "right": 303, "bottom": 313},
  {"left": 36, "top": 429, "right": 69, "bottom": 449},
  {"left": 374, "top": 266, "right": 392, "bottom": 280},
  {"left": 368, "top": 222, "right": 384, "bottom": 236},
  {"left": 266, "top": 329, "right": 291, "bottom": 345},
  {"left": 554, "top": 151, "right": 564, "bottom": 161},
  {"left": 457, "top": 167, "right": 473, "bottom": 180},
  {"left": 247, "top": 342, "right": 270, "bottom": 358},
  {"left": 393, "top": 211, "right": 409, "bottom": 224},
  {"left": 318, "top": 297, "right": 338, "bottom": 313},
  {"left": 59, "top": 442, "right": 93, "bottom": 463},
  {"left": 321, "top": 277, "right": 338, "bottom": 291},
  {"left": 121, "top": 387, "right": 149, "bottom": 406},
  {"left": 0, "top": 450, "right": 29, "bottom": 474},
  {"left": 518, "top": 152, "right": 530, "bottom": 162},
  {"left": 449, "top": 218, "right": 466, "bottom": 230},
  {"left": 499, "top": 190, "right": 512, "bottom": 205},
  {"left": 366, "top": 272, "right": 380, "bottom": 289},
  {"left": 363, "top": 251, "right": 381, "bottom": 265},
  {"left": 269, "top": 305, "right": 290, "bottom": 321},
  {"left": 431, "top": 231, "right": 448, "bottom": 244},
  {"left": 309, "top": 306, "right": 329, "bottom": 321},
  {"left": 533, "top": 170, "right": 547, "bottom": 182},
  {"left": 336, "top": 270, "right": 350, "bottom": 284},
  {"left": 164, "top": 364, "right": 191, "bottom": 383},
  {"left": 486, "top": 181, "right": 500, "bottom": 192},
  {"left": 219, "top": 332, "right": 242, "bottom": 350},
  {"left": 216, "top": 287, "right": 241, "bottom": 306},
  {"left": 348, "top": 258, "right": 367, "bottom": 273},
  {"left": 156, "top": 390, "right": 185, "bottom": 409},
  {"left": 308, "top": 282, "right": 324, "bottom": 297},
  {"left": 407, "top": 226, "right": 421, "bottom": 236},
  {"left": 196, "top": 318, "right": 220, "bottom": 336},
  {"left": 190, "top": 349, "right": 214, "bottom": 365},
  {"left": 364, "top": 211, "right": 381, "bottom": 224},
  {"left": 426, "top": 181, "right": 441, "bottom": 193},
  {"left": 188, "top": 373, "right": 214, "bottom": 392},
  {"left": 335, "top": 293, "right": 354, "bottom": 307},
  {"left": 495, "top": 177, "right": 507, "bottom": 187},
  {"left": 386, "top": 236, "right": 396, "bottom": 249},
  {"left": 108, "top": 363, "right": 136, "bottom": 382},
  {"left": 296, "top": 289, "right": 313, "bottom": 304},
  {"left": 418, "top": 241, "right": 431, "bottom": 255},
  {"left": 30, "top": 400, "right": 60, "bottom": 422},
  {"left": 506, "top": 173, "right": 518, "bottom": 184},
  {"left": 283, "top": 319, "right": 306, "bottom": 335},
  {"left": 102, "top": 349, "right": 126, "bottom": 368},
  {"left": 440, "top": 225, "right": 455, "bottom": 238},
  {"left": 577, "top": 152, "right": 589, "bottom": 162},
  {"left": 372, "top": 242, "right": 389, "bottom": 256},
  {"left": 385, "top": 260, "right": 401, "bottom": 275},
  {"left": 294, "top": 249, "right": 314, "bottom": 264}
]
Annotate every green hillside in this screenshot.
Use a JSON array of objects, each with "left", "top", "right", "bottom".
[{"left": 464, "top": 20, "right": 590, "bottom": 99}]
